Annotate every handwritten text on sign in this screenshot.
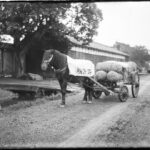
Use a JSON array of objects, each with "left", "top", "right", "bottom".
[{"left": 76, "top": 68, "right": 93, "bottom": 76}]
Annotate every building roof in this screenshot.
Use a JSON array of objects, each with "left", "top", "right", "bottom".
[
  {"left": 88, "top": 42, "right": 129, "bottom": 56},
  {"left": 68, "top": 36, "right": 129, "bottom": 57}
]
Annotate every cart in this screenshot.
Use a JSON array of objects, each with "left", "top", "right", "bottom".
[{"left": 89, "top": 69, "right": 140, "bottom": 102}]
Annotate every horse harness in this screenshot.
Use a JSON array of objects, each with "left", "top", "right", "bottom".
[
  {"left": 43, "top": 53, "right": 67, "bottom": 74},
  {"left": 53, "top": 66, "right": 68, "bottom": 75},
  {"left": 44, "top": 51, "right": 94, "bottom": 89}
]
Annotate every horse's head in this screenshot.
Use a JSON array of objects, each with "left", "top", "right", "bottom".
[{"left": 41, "top": 49, "right": 55, "bottom": 71}]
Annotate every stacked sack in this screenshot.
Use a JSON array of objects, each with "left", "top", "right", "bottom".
[
  {"left": 95, "top": 70, "right": 107, "bottom": 81},
  {"left": 126, "top": 61, "right": 137, "bottom": 72},
  {"left": 95, "top": 61, "right": 137, "bottom": 82}
]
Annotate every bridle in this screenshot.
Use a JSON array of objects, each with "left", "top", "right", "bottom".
[
  {"left": 43, "top": 54, "right": 67, "bottom": 73},
  {"left": 43, "top": 54, "right": 54, "bottom": 65}
]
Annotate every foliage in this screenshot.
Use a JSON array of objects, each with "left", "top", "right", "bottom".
[
  {"left": 0, "top": 2, "right": 103, "bottom": 75},
  {"left": 0, "top": 2, "right": 103, "bottom": 53},
  {"left": 130, "top": 46, "right": 150, "bottom": 68},
  {"left": 113, "top": 42, "right": 150, "bottom": 69}
]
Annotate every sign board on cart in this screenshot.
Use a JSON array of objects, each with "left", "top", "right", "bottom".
[{"left": 67, "top": 56, "right": 95, "bottom": 77}]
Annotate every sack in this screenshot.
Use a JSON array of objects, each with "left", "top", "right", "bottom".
[
  {"left": 107, "top": 71, "right": 123, "bottom": 82},
  {"left": 96, "top": 61, "right": 138, "bottom": 74},
  {"left": 95, "top": 70, "right": 107, "bottom": 81},
  {"left": 96, "top": 61, "right": 123, "bottom": 74}
]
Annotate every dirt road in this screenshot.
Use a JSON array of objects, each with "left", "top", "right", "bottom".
[
  {"left": 59, "top": 75, "right": 150, "bottom": 147},
  {"left": 0, "top": 75, "right": 149, "bottom": 147}
]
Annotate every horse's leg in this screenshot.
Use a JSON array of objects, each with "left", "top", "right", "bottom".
[
  {"left": 87, "top": 89, "right": 92, "bottom": 104},
  {"left": 82, "top": 87, "right": 88, "bottom": 103},
  {"left": 82, "top": 77, "right": 88, "bottom": 103},
  {"left": 61, "top": 80, "right": 67, "bottom": 106},
  {"left": 58, "top": 78, "right": 67, "bottom": 107},
  {"left": 86, "top": 78, "right": 93, "bottom": 104}
]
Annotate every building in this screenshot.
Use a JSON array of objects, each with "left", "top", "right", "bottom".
[
  {"left": 0, "top": 35, "right": 18, "bottom": 76},
  {"left": 0, "top": 37, "right": 129, "bottom": 77},
  {"left": 68, "top": 38, "right": 129, "bottom": 66},
  {"left": 113, "top": 41, "right": 134, "bottom": 56},
  {"left": 0, "top": 45, "right": 19, "bottom": 76}
]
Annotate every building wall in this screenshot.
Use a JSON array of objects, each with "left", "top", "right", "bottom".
[
  {"left": 113, "top": 42, "right": 133, "bottom": 57},
  {"left": 68, "top": 46, "right": 126, "bottom": 66},
  {"left": 0, "top": 51, "right": 18, "bottom": 75},
  {"left": 3, "top": 51, "right": 12, "bottom": 74},
  {"left": 0, "top": 51, "right": 2, "bottom": 73}
]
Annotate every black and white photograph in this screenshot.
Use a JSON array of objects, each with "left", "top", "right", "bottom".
[{"left": 0, "top": 0, "right": 149, "bottom": 148}]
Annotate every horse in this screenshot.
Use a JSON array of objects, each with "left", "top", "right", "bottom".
[{"left": 41, "top": 49, "right": 94, "bottom": 107}]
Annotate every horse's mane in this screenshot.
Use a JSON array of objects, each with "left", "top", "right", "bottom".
[{"left": 54, "top": 50, "right": 66, "bottom": 57}]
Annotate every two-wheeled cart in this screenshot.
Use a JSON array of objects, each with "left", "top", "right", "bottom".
[{"left": 88, "top": 69, "right": 140, "bottom": 102}]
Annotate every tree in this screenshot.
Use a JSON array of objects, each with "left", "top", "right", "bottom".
[
  {"left": 0, "top": 2, "right": 103, "bottom": 75},
  {"left": 130, "top": 46, "right": 150, "bottom": 68},
  {"left": 113, "top": 42, "right": 150, "bottom": 69}
]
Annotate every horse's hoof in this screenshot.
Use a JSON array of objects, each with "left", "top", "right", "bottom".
[
  {"left": 60, "top": 104, "right": 65, "bottom": 108},
  {"left": 87, "top": 101, "right": 92, "bottom": 104},
  {"left": 82, "top": 100, "right": 87, "bottom": 104}
]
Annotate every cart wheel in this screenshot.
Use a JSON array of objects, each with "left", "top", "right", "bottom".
[
  {"left": 92, "top": 91, "right": 102, "bottom": 99},
  {"left": 131, "top": 73, "right": 140, "bottom": 98},
  {"left": 118, "top": 86, "right": 129, "bottom": 102}
]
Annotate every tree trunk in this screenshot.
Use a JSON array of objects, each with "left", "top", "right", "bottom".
[
  {"left": 16, "top": 29, "right": 46, "bottom": 77},
  {"left": 17, "top": 43, "right": 31, "bottom": 77}
]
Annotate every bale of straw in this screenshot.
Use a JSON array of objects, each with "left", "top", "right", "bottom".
[
  {"left": 107, "top": 71, "right": 123, "bottom": 82},
  {"left": 96, "top": 61, "right": 138, "bottom": 74},
  {"left": 127, "top": 61, "right": 137, "bottom": 73},
  {"left": 96, "top": 61, "right": 123, "bottom": 73},
  {"left": 95, "top": 70, "right": 107, "bottom": 81}
]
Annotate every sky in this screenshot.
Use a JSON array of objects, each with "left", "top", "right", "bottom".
[{"left": 93, "top": 2, "right": 150, "bottom": 50}]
